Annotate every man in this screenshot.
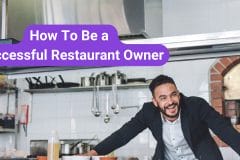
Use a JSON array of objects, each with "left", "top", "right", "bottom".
[{"left": 86, "top": 75, "right": 240, "bottom": 160}]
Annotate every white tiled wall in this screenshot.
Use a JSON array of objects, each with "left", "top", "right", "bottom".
[
  {"left": 162, "top": 0, "right": 240, "bottom": 36},
  {"left": 1, "top": 59, "right": 239, "bottom": 159}
]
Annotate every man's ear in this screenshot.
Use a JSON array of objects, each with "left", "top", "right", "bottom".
[{"left": 152, "top": 97, "right": 158, "bottom": 107}]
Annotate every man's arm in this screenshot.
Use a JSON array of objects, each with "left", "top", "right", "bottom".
[
  {"left": 84, "top": 149, "right": 98, "bottom": 156},
  {"left": 88, "top": 104, "right": 150, "bottom": 156},
  {"left": 198, "top": 98, "right": 240, "bottom": 154}
]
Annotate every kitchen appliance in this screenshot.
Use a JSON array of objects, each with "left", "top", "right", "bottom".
[{"left": 7, "top": 0, "right": 153, "bottom": 41}]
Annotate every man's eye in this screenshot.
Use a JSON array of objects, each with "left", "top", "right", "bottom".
[
  {"left": 172, "top": 92, "right": 179, "bottom": 97},
  {"left": 160, "top": 97, "right": 166, "bottom": 101}
]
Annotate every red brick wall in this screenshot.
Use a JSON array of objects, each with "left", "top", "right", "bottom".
[{"left": 209, "top": 55, "right": 240, "bottom": 147}]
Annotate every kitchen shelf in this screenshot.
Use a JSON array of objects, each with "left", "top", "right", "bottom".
[
  {"left": 24, "top": 83, "right": 149, "bottom": 93},
  {"left": 0, "top": 87, "right": 18, "bottom": 94},
  {"left": 0, "top": 128, "right": 15, "bottom": 133},
  {"left": 0, "top": 86, "right": 19, "bottom": 149}
]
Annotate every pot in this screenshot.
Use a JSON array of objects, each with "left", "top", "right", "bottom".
[
  {"left": 61, "top": 141, "right": 84, "bottom": 156},
  {"left": 111, "top": 73, "right": 121, "bottom": 85},
  {"left": 61, "top": 143, "right": 71, "bottom": 155},
  {"left": 111, "top": 71, "right": 126, "bottom": 85},
  {"left": 96, "top": 72, "right": 110, "bottom": 86},
  {"left": 78, "top": 143, "right": 92, "bottom": 154},
  {"left": 81, "top": 77, "right": 95, "bottom": 87}
]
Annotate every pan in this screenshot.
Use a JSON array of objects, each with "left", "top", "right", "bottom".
[
  {"left": 42, "top": 76, "right": 55, "bottom": 88},
  {"left": 25, "top": 77, "right": 35, "bottom": 89},
  {"left": 32, "top": 77, "right": 43, "bottom": 89},
  {"left": 57, "top": 75, "right": 79, "bottom": 88},
  {"left": 25, "top": 77, "right": 43, "bottom": 89}
]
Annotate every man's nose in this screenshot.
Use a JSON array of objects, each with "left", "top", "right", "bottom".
[{"left": 166, "top": 96, "right": 174, "bottom": 105}]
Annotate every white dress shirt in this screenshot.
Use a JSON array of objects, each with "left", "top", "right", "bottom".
[{"left": 161, "top": 113, "right": 198, "bottom": 160}]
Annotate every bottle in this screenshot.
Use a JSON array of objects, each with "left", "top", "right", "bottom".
[{"left": 47, "top": 130, "right": 60, "bottom": 160}]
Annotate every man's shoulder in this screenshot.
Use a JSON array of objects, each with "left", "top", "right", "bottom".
[
  {"left": 141, "top": 102, "right": 159, "bottom": 113},
  {"left": 142, "top": 101, "right": 156, "bottom": 108},
  {"left": 181, "top": 94, "right": 210, "bottom": 113},
  {"left": 143, "top": 101, "right": 154, "bottom": 106},
  {"left": 140, "top": 102, "right": 159, "bottom": 122},
  {"left": 182, "top": 94, "right": 207, "bottom": 105}
]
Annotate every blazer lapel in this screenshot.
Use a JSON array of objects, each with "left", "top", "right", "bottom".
[
  {"left": 180, "top": 97, "right": 194, "bottom": 150},
  {"left": 153, "top": 111, "right": 165, "bottom": 158},
  {"left": 153, "top": 111, "right": 163, "bottom": 141}
]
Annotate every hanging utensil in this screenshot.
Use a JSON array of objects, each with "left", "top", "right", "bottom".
[
  {"left": 91, "top": 86, "right": 97, "bottom": 116},
  {"left": 104, "top": 93, "right": 110, "bottom": 123},
  {"left": 111, "top": 84, "right": 120, "bottom": 114},
  {"left": 91, "top": 86, "right": 101, "bottom": 117},
  {"left": 95, "top": 86, "right": 101, "bottom": 117}
]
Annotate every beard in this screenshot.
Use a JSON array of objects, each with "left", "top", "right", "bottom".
[{"left": 158, "top": 103, "right": 180, "bottom": 119}]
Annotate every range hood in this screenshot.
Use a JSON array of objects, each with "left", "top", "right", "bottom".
[
  {"left": 42, "top": 0, "right": 145, "bottom": 37},
  {"left": 2, "top": 0, "right": 240, "bottom": 74},
  {"left": 1, "top": 0, "right": 162, "bottom": 40}
]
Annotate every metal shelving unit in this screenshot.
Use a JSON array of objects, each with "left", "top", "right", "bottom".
[
  {"left": 0, "top": 86, "right": 19, "bottom": 149},
  {"left": 0, "top": 87, "right": 18, "bottom": 93},
  {"left": 0, "top": 128, "right": 15, "bottom": 133},
  {"left": 24, "top": 83, "right": 149, "bottom": 93}
]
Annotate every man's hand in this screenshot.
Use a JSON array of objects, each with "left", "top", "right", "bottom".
[{"left": 83, "top": 150, "right": 98, "bottom": 156}]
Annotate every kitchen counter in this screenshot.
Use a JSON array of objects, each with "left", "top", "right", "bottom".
[{"left": 0, "top": 158, "right": 36, "bottom": 160}]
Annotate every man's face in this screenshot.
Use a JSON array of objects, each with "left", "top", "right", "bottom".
[{"left": 152, "top": 83, "right": 180, "bottom": 121}]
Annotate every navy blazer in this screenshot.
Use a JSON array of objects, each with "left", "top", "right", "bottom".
[{"left": 94, "top": 94, "right": 240, "bottom": 160}]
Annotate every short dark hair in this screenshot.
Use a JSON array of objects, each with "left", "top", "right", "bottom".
[{"left": 149, "top": 74, "right": 176, "bottom": 95}]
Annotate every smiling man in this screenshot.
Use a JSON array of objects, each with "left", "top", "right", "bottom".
[
  {"left": 152, "top": 80, "right": 180, "bottom": 122},
  {"left": 86, "top": 75, "right": 240, "bottom": 160}
]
